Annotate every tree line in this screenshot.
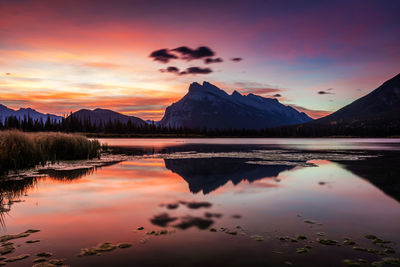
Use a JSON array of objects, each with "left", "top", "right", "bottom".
[{"left": 0, "top": 114, "right": 398, "bottom": 137}]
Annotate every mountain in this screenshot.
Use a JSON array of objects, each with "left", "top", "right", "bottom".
[
  {"left": 295, "top": 73, "right": 400, "bottom": 136},
  {"left": 314, "top": 73, "right": 400, "bottom": 126},
  {"left": 0, "top": 104, "right": 62, "bottom": 123},
  {"left": 159, "top": 82, "right": 312, "bottom": 129},
  {"left": 69, "top": 108, "right": 146, "bottom": 126}
]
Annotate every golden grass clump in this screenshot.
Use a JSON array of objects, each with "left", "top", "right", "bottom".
[{"left": 0, "top": 130, "right": 100, "bottom": 174}]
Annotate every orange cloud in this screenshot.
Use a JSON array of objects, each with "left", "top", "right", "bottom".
[
  {"left": 82, "top": 62, "right": 122, "bottom": 69},
  {"left": 291, "top": 105, "right": 332, "bottom": 119}
]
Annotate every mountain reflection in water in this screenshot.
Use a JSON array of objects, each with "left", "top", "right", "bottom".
[
  {"left": 164, "top": 157, "right": 294, "bottom": 194},
  {"left": 0, "top": 139, "right": 399, "bottom": 267},
  {"left": 108, "top": 142, "right": 400, "bottom": 200},
  {"left": 1, "top": 144, "right": 400, "bottom": 221}
]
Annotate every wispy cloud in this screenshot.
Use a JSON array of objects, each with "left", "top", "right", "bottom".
[{"left": 291, "top": 104, "right": 332, "bottom": 119}]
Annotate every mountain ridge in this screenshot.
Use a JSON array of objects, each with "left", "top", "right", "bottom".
[
  {"left": 307, "top": 73, "right": 400, "bottom": 131},
  {"left": 1, "top": 73, "right": 399, "bottom": 135},
  {"left": 68, "top": 108, "right": 146, "bottom": 126},
  {"left": 0, "top": 104, "right": 63, "bottom": 123},
  {"left": 160, "top": 81, "right": 312, "bottom": 129}
]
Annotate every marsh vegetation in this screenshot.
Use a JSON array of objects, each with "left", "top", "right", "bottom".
[{"left": 0, "top": 130, "right": 100, "bottom": 175}]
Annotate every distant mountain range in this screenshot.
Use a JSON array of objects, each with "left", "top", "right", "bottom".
[
  {"left": 69, "top": 108, "right": 146, "bottom": 127},
  {"left": 0, "top": 104, "right": 62, "bottom": 123},
  {"left": 0, "top": 82, "right": 313, "bottom": 129},
  {"left": 1, "top": 73, "right": 399, "bottom": 135},
  {"left": 160, "top": 82, "right": 312, "bottom": 129}
]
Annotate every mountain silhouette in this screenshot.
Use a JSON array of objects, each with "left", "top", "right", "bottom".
[
  {"left": 0, "top": 104, "right": 62, "bottom": 123},
  {"left": 69, "top": 108, "right": 146, "bottom": 126},
  {"left": 160, "top": 81, "right": 312, "bottom": 129},
  {"left": 311, "top": 73, "right": 400, "bottom": 131}
]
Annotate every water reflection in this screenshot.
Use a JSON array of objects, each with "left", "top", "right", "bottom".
[
  {"left": 333, "top": 151, "right": 400, "bottom": 201},
  {"left": 165, "top": 157, "right": 294, "bottom": 194},
  {"left": 107, "top": 142, "right": 400, "bottom": 201},
  {"left": 37, "top": 160, "right": 122, "bottom": 181},
  {"left": 0, "top": 160, "right": 121, "bottom": 226},
  {"left": 0, "top": 177, "right": 37, "bottom": 226},
  {"left": 0, "top": 139, "right": 399, "bottom": 267}
]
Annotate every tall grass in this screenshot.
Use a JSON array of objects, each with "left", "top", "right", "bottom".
[{"left": 0, "top": 130, "right": 100, "bottom": 174}]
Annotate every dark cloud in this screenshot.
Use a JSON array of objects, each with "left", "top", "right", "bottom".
[
  {"left": 241, "top": 88, "right": 282, "bottom": 95},
  {"left": 273, "top": 93, "right": 282, "bottom": 97},
  {"left": 160, "top": 66, "right": 213, "bottom": 75},
  {"left": 149, "top": 49, "right": 178, "bottom": 63},
  {"left": 179, "top": 67, "right": 213, "bottom": 75},
  {"left": 204, "top": 57, "right": 223, "bottom": 64},
  {"left": 318, "top": 90, "right": 334, "bottom": 95},
  {"left": 160, "top": 66, "right": 180, "bottom": 73},
  {"left": 318, "top": 88, "right": 335, "bottom": 95},
  {"left": 172, "top": 46, "right": 215, "bottom": 60},
  {"left": 231, "top": 57, "right": 242, "bottom": 62}
]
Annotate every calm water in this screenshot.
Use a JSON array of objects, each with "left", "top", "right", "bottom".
[{"left": 1, "top": 138, "right": 400, "bottom": 267}]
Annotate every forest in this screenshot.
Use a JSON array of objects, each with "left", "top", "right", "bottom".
[{"left": 1, "top": 114, "right": 399, "bottom": 138}]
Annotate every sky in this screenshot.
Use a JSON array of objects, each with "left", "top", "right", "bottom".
[{"left": 0, "top": 0, "right": 399, "bottom": 120}]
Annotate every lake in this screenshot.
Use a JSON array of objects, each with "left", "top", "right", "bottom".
[{"left": 1, "top": 138, "right": 400, "bottom": 267}]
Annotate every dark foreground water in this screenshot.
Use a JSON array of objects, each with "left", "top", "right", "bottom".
[{"left": 1, "top": 138, "right": 400, "bottom": 267}]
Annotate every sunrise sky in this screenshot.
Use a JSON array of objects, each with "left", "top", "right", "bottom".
[{"left": 1, "top": 0, "right": 399, "bottom": 120}]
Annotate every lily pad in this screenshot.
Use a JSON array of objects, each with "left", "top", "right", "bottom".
[
  {"left": 352, "top": 246, "right": 379, "bottom": 254},
  {"left": 384, "top": 248, "right": 395, "bottom": 254},
  {"left": 343, "top": 259, "right": 361, "bottom": 266},
  {"left": 48, "top": 258, "right": 64, "bottom": 265},
  {"left": 33, "top": 257, "right": 48, "bottom": 263},
  {"left": 0, "top": 245, "right": 15, "bottom": 255},
  {"left": 303, "top": 219, "right": 317, "bottom": 224},
  {"left": 250, "top": 235, "right": 264, "bottom": 242},
  {"left": 279, "top": 236, "right": 297, "bottom": 242},
  {"left": 343, "top": 239, "right": 356, "bottom": 245},
  {"left": 32, "top": 263, "right": 58, "bottom": 267},
  {"left": 25, "top": 229, "right": 40, "bottom": 233},
  {"left": 296, "top": 235, "right": 307, "bottom": 240},
  {"left": 371, "top": 257, "right": 400, "bottom": 267},
  {"left": 0, "top": 232, "right": 30, "bottom": 242},
  {"left": 26, "top": 239, "right": 40, "bottom": 243},
  {"left": 117, "top": 243, "right": 132, "bottom": 249},
  {"left": 4, "top": 254, "right": 30, "bottom": 262},
  {"left": 317, "top": 238, "right": 338, "bottom": 245},
  {"left": 296, "top": 248, "right": 308, "bottom": 254},
  {"left": 36, "top": 252, "right": 52, "bottom": 257},
  {"left": 78, "top": 242, "right": 117, "bottom": 256}
]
